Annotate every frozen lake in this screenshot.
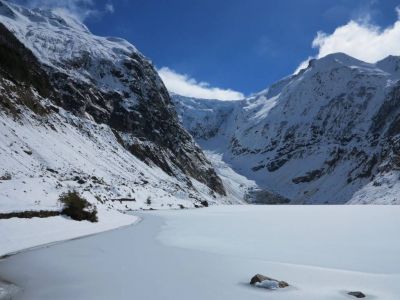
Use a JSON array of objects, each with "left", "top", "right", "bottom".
[{"left": 1, "top": 205, "right": 399, "bottom": 300}]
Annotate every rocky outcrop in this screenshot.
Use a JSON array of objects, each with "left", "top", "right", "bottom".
[
  {"left": 0, "top": 278, "right": 20, "bottom": 299},
  {"left": 0, "top": 22, "right": 51, "bottom": 116},
  {"left": 0, "top": 1, "right": 225, "bottom": 197},
  {"left": 348, "top": 291, "right": 366, "bottom": 298},
  {"left": 245, "top": 188, "right": 290, "bottom": 204},
  {"left": 250, "top": 274, "right": 289, "bottom": 288}
]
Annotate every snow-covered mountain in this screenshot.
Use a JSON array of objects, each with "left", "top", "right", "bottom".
[
  {"left": 173, "top": 53, "right": 400, "bottom": 204},
  {"left": 0, "top": 0, "right": 233, "bottom": 213},
  {"left": 1, "top": 0, "right": 399, "bottom": 208}
]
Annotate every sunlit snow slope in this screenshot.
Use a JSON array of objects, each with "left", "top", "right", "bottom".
[
  {"left": 0, "top": 0, "right": 233, "bottom": 216},
  {"left": 173, "top": 54, "right": 400, "bottom": 204}
]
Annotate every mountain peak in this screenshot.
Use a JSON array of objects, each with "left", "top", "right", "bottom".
[
  {"left": 0, "top": 0, "right": 89, "bottom": 33},
  {"left": 376, "top": 55, "right": 400, "bottom": 74},
  {"left": 172, "top": 51, "right": 400, "bottom": 204},
  {"left": 306, "top": 53, "right": 400, "bottom": 78},
  {"left": 0, "top": 0, "right": 227, "bottom": 206},
  {"left": 308, "top": 53, "right": 372, "bottom": 71},
  {"left": 0, "top": 0, "right": 141, "bottom": 91},
  {"left": 0, "top": 1, "right": 15, "bottom": 18}
]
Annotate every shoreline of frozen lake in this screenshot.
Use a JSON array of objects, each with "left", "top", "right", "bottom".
[
  {"left": 0, "top": 207, "right": 139, "bottom": 258},
  {"left": 0, "top": 206, "right": 399, "bottom": 300}
]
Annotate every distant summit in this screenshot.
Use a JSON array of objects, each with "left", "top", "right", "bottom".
[{"left": 173, "top": 53, "right": 400, "bottom": 204}]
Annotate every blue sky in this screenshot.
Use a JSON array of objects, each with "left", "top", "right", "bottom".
[{"left": 14, "top": 0, "right": 400, "bottom": 99}]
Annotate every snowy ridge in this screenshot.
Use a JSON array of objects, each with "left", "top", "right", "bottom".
[
  {"left": 0, "top": 0, "right": 228, "bottom": 207},
  {"left": 0, "top": 103, "right": 232, "bottom": 257},
  {"left": 0, "top": 108, "right": 222, "bottom": 213},
  {"left": 0, "top": 0, "right": 238, "bottom": 256},
  {"left": 0, "top": 0, "right": 140, "bottom": 92},
  {"left": 173, "top": 53, "right": 400, "bottom": 204}
]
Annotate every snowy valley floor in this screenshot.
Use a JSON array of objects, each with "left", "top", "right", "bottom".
[{"left": 0, "top": 205, "right": 399, "bottom": 300}]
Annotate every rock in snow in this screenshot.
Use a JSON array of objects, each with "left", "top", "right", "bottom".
[
  {"left": 0, "top": 278, "right": 20, "bottom": 299},
  {"left": 348, "top": 291, "right": 366, "bottom": 298},
  {"left": 249, "top": 274, "right": 289, "bottom": 288}
]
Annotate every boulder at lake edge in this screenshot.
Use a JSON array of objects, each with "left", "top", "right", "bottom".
[
  {"left": 250, "top": 274, "right": 289, "bottom": 288},
  {"left": 348, "top": 291, "right": 366, "bottom": 298}
]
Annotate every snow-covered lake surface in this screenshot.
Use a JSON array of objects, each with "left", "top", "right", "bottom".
[{"left": 1, "top": 206, "right": 399, "bottom": 300}]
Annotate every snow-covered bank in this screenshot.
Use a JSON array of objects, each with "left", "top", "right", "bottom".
[
  {"left": 0, "top": 206, "right": 399, "bottom": 300},
  {"left": 0, "top": 207, "right": 138, "bottom": 257},
  {"left": 155, "top": 205, "right": 400, "bottom": 273}
]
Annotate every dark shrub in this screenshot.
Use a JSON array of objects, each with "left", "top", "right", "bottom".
[
  {"left": 59, "top": 191, "right": 98, "bottom": 222},
  {"left": 0, "top": 210, "right": 60, "bottom": 219}
]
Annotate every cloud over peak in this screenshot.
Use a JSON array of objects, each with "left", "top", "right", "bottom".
[
  {"left": 296, "top": 6, "right": 400, "bottom": 73},
  {"left": 12, "top": 0, "right": 114, "bottom": 21},
  {"left": 313, "top": 18, "right": 400, "bottom": 63},
  {"left": 158, "top": 67, "right": 244, "bottom": 101}
]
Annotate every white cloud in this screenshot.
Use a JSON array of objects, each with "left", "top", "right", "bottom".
[
  {"left": 14, "top": 0, "right": 114, "bottom": 21},
  {"left": 294, "top": 56, "right": 313, "bottom": 74},
  {"left": 158, "top": 67, "right": 244, "bottom": 101},
  {"left": 313, "top": 20, "right": 400, "bottom": 62},
  {"left": 105, "top": 3, "right": 114, "bottom": 13},
  {"left": 295, "top": 6, "right": 400, "bottom": 73}
]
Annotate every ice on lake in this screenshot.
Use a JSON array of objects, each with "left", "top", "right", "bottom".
[{"left": 0, "top": 205, "right": 399, "bottom": 300}]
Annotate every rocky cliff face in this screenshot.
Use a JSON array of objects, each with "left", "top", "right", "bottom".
[
  {"left": 173, "top": 53, "right": 400, "bottom": 204},
  {"left": 0, "top": 0, "right": 225, "bottom": 211}
]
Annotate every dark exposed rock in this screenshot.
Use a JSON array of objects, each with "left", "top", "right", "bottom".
[
  {"left": 200, "top": 200, "right": 209, "bottom": 207},
  {"left": 358, "top": 154, "right": 378, "bottom": 178},
  {"left": 250, "top": 274, "right": 289, "bottom": 288},
  {"left": 0, "top": 277, "right": 20, "bottom": 298},
  {"left": 23, "top": 149, "right": 32, "bottom": 155},
  {"left": 77, "top": 179, "right": 86, "bottom": 185},
  {"left": 292, "top": 168, "right": 324, "bottom": 184},
  {"left": 0, "top": 23, "right": 52, "bottom": 117},
  {"left": 348, "top": 291, "right": 366, "bottom": 298},
  {"left": 245, "top": 188, "right": 290, "bottom": 204},
  {"left": 250, "top": 274, "right": 267, "bottom": 285},
  {"left": 267, "top": 156, "right": 290, "bottom": 172},
  {"left": 46, "top": 168, "right": 58, "bottom": 174},
  {"left": 371, "top": 84, "right": 400, "bottom": 134},
  {"left": 325, "top": 148, "right": 345, "bottom": 168},
  {"left": 0, "top": 23, "right": 51, "bottom": 99},
  {"left": 49, "top": 45, "right": 225, "bottom": 196},
  {"left": 0, "top": 172, "right": 12, "bottom": 180},
  {"left": 251, "top": 164, "right": 265, "bottom": 172},
  {"left": 110, "top": 198, "right": 136, "bottom": 202}
]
